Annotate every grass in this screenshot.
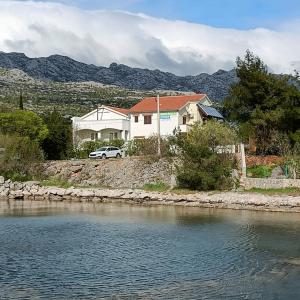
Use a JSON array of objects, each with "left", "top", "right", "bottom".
[
  {"left": 247, "top": 165, "right": 275, "bottom": 178},
  {"left": 41, "top": 177, "right": 72, "bottom": 189},
  {"left": 0, "top": 170, "right": 33, "bottom": 182},
  {"left": 247, "top": 187, "right": 300, "bottom": 196},
  {"left": 142, "top": 182, "right": 170, "bottom": 192}
]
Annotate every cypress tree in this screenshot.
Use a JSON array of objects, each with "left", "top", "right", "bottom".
[{"left": 19, "top": 91, "right": 24, "bottom": 110}]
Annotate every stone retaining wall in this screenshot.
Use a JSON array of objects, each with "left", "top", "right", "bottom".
[
  {"left": 43, "top": 157, "right": 175, "bottom": 188},
  {"left": 244, "top": 178, "right": 300, "bottom": 190},
  {"left": 1, "top": 177, "right": 300, "bottom": 213}
]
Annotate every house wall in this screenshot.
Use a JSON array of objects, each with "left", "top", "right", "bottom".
[
  {"left": 130, "top": 111, "right": 180, "bottom": 138},
  {"left": 73, "top": 107, "right": 130, "bottom": 144},
  {"left": 130, "top": 102, "right": 205, "bottom": 139},
  {"left": 179, "top": 102, "right": 203, "bottom": 125}
]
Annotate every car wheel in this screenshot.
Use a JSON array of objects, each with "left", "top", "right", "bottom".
[
  {"left": 102, "top": 154, "right": 107, "bottom": 159},
  {"left": 116, "top": 153, "right": 121, "bottom": 158}
]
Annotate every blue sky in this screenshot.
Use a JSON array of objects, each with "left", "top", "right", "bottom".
[{"left": 46, "top": 0, "right": 300, "bottom": 29}]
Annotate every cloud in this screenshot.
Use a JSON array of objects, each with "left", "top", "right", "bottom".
[{"left": 0, "top": 1, "right": 300, "bottom": 75}]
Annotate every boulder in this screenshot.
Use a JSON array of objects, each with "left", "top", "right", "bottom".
[
  {"left": 79, "top": 190, "right": 95, "bottom": 198},
  {"left": 271, "top": 166, "right": 284, "bottom": 178},
  {"left": 0, "top": 176, "right": 4, "bottom": 185},
  {"left": 0, "top": 189, "right": 9, "bottom": 197},
  {"left": 70, "top": 166, "right": 82, "bottom": 173}
]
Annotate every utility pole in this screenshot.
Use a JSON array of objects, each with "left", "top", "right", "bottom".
[
  {"left": 240, "top": 143, "right": 247, "bottom": 178},
  {"left": 157, "top": 94, "right": 161, "bottom": 156}
]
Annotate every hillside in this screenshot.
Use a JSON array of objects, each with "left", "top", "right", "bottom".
[
  {"left": 0, "top": 52, "right": 238, "bottom": 102},
  {"left": 0, "top": 68, "right": 194, "bottom": 116}
]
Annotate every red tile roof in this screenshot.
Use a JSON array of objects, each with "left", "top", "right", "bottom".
[
  {"left": 129, "top": 94, "right": 207, "bottom": 113},
  {"left": 103, "top": 105, "right": 129, "bottom": 116}
]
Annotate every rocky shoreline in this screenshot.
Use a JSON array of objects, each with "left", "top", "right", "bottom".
[{"left": 1, "top": 177, "right": 300, "bottom": 213}]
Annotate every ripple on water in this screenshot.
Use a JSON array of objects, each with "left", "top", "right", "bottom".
[{"left": 1, "top": 204, "right": 300, "bottom": 299}]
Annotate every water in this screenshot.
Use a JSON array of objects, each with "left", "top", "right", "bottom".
[{"left": 1, "top": 201, "right": 300, "bottom": 299}]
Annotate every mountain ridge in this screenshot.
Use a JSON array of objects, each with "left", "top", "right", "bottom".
[{"left": 0, "top": 51, "right": 238, "bottom": 101}]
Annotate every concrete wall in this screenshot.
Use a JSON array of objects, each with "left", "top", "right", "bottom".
[{"left": 244, "top": 178, "right": 300, "bottom": 190}]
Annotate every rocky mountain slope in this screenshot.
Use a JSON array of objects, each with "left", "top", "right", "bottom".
[
  {"left": 0, "top": 68, "right": 194, "bottom": 116},
  {"left": 0, "top": 52, "right": 238, "bottom": 102}
]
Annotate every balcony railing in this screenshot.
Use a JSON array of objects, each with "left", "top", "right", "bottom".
[{"left": 73, "top": 119, "right": 130, "bottom": 131}]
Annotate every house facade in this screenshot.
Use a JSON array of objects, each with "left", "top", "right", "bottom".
[
  {"left": 129, "top": 94, "right": 222, "bottom": 139},
  {"left": 72, "top": 94, "right": 224, "bottom": 145},
  {"left": 72, "top": 105, "right": 130, "bottom": 146}
]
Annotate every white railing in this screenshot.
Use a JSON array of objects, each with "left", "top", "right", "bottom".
[{"left": 73, "top": 119, "right": 130, "bottom": 132}]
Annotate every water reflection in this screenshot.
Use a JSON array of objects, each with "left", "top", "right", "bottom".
[{"left": 1, "top": 200, "right": 300, "bottom": 299}]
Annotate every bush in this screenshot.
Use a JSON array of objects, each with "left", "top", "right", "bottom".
[
  {"left": 0, "top": 134, "right": 44, "bottom": 181},
  {"left": 285, "top": 143, "right": 300, "bottom": 179},
  {"left": 41, "top": 177, "right": 72, "bottom": 188},
  {"left": 173, "top": 121, "right": 238, "bottom": 191},
  {"left": 246, "top": 165, "right": 274, "bottom": 178},
  {"left": 126, "top": 136, "right": 172, "bottom": 157}
]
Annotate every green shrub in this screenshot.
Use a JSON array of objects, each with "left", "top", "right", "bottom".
[
  {"left": 246, "top": 165, "right": 274, "bottom": 178},
  {"left": 0, "top": 170, "right": 33, "bottom": 182},
  {"left": 285, "top": 143, "right": 300, "bottom": 179},
  {"left": 126, "top": 136, "right": 172, "bottom": 157},
  {"left": 41, "top": 177, "right": 72, "bottom": 188},
  {"left": 173, "top": 121, "right": 238, "bottom": 191},
  {"left": 0, "top": 134, "right": 44, "bottom": 181}
]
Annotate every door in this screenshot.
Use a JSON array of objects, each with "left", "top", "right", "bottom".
[{"left": 107, "top": 147, "right": 114, "bottom": 158}]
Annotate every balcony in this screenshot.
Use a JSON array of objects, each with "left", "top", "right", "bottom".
[{"left": 72, "top": 118, "right": 130, "bottom": 132}]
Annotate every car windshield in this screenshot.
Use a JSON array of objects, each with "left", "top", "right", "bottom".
[{"left": 96, "top": 147, "right": 107, "bottom": 151}]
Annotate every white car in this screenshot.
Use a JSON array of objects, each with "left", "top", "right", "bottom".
[{"left": 89, "top": 146, "right": 122, "bottom": 159}]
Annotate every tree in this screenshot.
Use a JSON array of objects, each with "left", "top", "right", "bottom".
[
  {"left": 0, "top": 110, "right": 48, "bottom": 143},
  {"left": 41, "top": 110, "right": 73, "bottom": 160},
  {"left": 173, "top": 121, "right": 237, "bottom": 191},
  {"left": 224, "top": 50, "right": 300, "bottom": 154},
  {"left": 19, "top": 91, "right": 24, "bottom": 110}
]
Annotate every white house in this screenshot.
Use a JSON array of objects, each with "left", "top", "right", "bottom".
[
  {"left": 72, "top": 105, "right": 130, "bottom": 145},
  {"left": 129, "top": 94, "right": 223, "bottom": 139},
  {"left": 72, "top": 94, "right": 224, "bottom": 145}
]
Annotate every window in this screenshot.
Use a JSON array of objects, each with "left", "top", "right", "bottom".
[
  {"left": 144, "top": 115, "right": 152, "bottom": 124},
  {"left": 134, "top": 115, "right": 139, "bottom": 123},
  {"left": 182, "top": 116, "right": 187, "bottom": 125},
  {"left": 109, "top": 132, "right": 118, "bottom": 140}
]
